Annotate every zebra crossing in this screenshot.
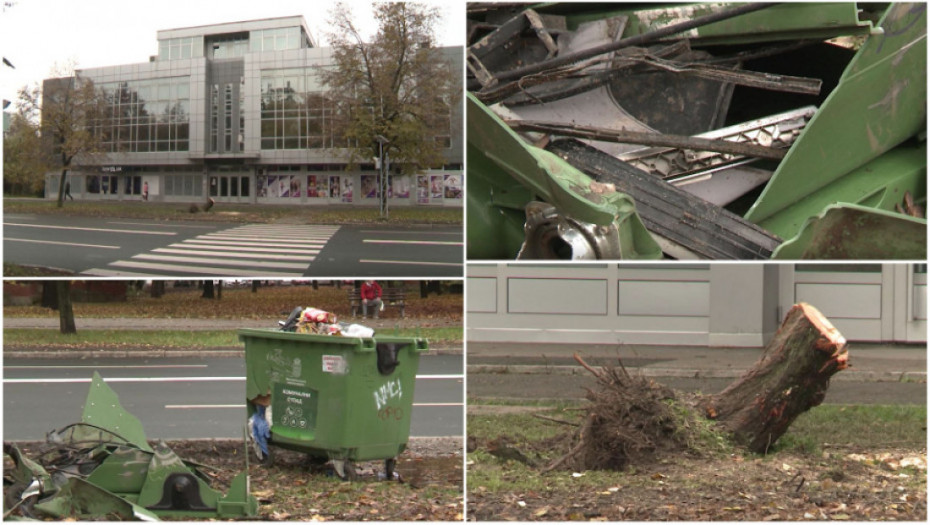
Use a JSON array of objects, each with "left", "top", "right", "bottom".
[{"left": 84, "top": 224, "right": 340, "bottom": 277}]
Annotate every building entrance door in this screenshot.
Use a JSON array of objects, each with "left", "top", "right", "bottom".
[{"left": 209, "top": 175, "right": 250, "bottom": 203}]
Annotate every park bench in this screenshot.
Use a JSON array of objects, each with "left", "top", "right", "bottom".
[{"left": 348, "top": 287, "right": 406, "bottom": 318}]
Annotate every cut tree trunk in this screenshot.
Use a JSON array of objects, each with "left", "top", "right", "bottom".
[{"left": 705, "top": 302, "right": 849, "bottom": 453}]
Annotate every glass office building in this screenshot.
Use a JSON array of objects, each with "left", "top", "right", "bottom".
[{"left": 44, "top": 16, "right": 463, "bottom": 207}]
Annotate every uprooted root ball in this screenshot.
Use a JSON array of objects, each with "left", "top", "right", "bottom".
[{"left": 544, "top": 357, "right": 697, "bottom": 472}]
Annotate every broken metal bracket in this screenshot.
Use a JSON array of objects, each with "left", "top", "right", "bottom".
[{"left": 519, "top": 201, "right": 626, "bottom": 259}]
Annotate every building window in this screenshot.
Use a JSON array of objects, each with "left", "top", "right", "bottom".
[
  {"left": 225, "top": 84, "right": 233, "bottom": 151},
  {"left": 164, "top": 174, "right": 203, "bottom": 197},
  {"left": 239, "top": 77, "right": 245, "bottom": 151},
  {"left": 260, "top": 68, "right": 343, "bottom": 151},
  {"left": 250, "top": 27, "right": 301, "bottom": 53},
  {"left": 88, "top": 77, "right": 191, "bottom": 154},
  {"left": 211, "top": 84, "right": 219, "bottom": 152},
  {"left": 158, "top": 37, "right": 203, "bottom": 61}
]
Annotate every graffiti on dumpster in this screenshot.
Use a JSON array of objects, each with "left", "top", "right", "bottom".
[
  {"left": 273, "top": 383, "right": 317, "bottom": 431},
  {"left": 373, "top": 378, "right": 403, "bottom": 410},
  {"left": 267, "top": 349, "right": 304, "bottom": 385},
  {"left": 378, "top": 405, "right": 404, "bottom": 421}
]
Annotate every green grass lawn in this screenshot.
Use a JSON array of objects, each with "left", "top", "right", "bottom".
[
  {"left": 4, "top": 198, "right": 462, "bottom": 225},
  {"left": 3, "top": 326, "right": 461, "bottom": 349}
]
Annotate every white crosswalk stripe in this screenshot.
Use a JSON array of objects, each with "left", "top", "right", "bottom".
[{"left": 84, "top": 224, "right": 339, "bottom": 277}]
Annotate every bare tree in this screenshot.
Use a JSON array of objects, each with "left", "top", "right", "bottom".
[{"left": 322, "top": 2, "right": 459, "bottom": 175}]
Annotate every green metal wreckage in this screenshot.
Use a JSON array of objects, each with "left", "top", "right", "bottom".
[
  {"left": 466, "top": 2, "right": 926, "bottom": 260},
  {"left": 4, "top": 373, "right": 258, "bottom": 520}
]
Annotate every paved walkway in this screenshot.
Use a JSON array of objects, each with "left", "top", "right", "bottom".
[{"left": 467, "top": 342, "right": 926, "bottom": 382}]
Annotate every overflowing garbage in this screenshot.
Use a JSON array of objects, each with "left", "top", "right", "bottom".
[
  {"left": 466, "top": 2, "right": 926, "bottom": 260},
  {"left": 3, "top": 373, "right": 257, "bottom": 520},
  {"left": 279, "top": 306, "right": 375, "bottom": 338}
]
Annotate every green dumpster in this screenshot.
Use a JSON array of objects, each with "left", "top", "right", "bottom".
[{"left": 238, "top": 328, "right": 428, "bottom": 480}]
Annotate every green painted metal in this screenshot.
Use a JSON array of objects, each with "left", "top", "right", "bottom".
[
  {"left": 772, "top": 204, "right": 927, "bottom": 259},
  {"left": 758, "top": 143, "right": 926, "bottom": 239},
  {"left": 561, "top": 3, "right": 872, "bottom": 45},
  {"left": 746, "top": 3, "right": 927, "bottom": 236},
  {"left": 135, "top": 443, "right": 223, "bottom": 517},
  {"left": 85, "top": 447, "right": 152, "bottom": 494},
  {"left": 32, "top": 478, "right": 159, "bottom": 521},
  {"left": 81, "top": 371, "right": 153, "bottom": 453},
  {"left": 466, "top": 92, "right": 662, "bottom": 259},
  {"left": 218, "top": 471, "right": 259, "bottom": 517},
  {"left": 240, "top": 329, "right": 427, "bottom": 462}
]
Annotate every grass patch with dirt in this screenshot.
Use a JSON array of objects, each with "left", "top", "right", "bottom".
[
  {"left": 3, "top": 325, "right": 462, "bottom": 350},
  {"left": 4, "top": 199, "right": 462, "bottom": 225},
  {"left": 4, "top": 284, "right": 463, "bottom": 323},
  {"left": 467, "top": 402, "right": 926, "bottom": 520}
]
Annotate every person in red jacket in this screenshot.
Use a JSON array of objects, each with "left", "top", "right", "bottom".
[{"left": 360, "top": 280, "right": 383, "bottom": 319}]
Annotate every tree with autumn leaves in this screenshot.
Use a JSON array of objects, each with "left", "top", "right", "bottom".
[{"left": 322, "top": 2, "right": 459, "bottom": 176}]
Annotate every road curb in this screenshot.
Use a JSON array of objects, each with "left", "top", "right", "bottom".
[
  {"left": 467, "top": 364, "right": 927, "bottom": 383},
  {"left": 4, "top": 345, "right": 462, "bottom": 359}
]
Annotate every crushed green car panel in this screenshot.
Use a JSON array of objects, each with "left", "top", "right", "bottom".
[
  {"left": 467, "top": 92, "right": 662, "bottom": 259},
  {"left": 81, "top": 371, "right": 153, "bottom": 452},
  {"left": 745, "top": 3, "right": 927, "bottom": 233},
  {"left": 772, "top": 204, "right": 927, "bottom": 259}
]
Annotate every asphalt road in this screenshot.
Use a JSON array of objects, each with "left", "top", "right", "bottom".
[
  {"left": 4, "top": 214, "right": 462, "bottom": 277},
  {"left": 3, "top": 355, "right": 463, "bottom": 441},
  {"left": 468, "top": 373, "right": 928, "bottom": 405}
]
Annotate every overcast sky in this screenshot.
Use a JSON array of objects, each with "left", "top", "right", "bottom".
[{"left": 0, "top": 0, "right": 464, "bottom": 104}]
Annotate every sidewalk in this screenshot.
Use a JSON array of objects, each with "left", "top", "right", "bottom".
[{"left": 467, "top": 342, "right": 927, "bottom": 383}]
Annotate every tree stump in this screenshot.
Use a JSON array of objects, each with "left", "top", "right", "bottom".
[{"left": 706, "top": 303, "right": 849, "bottom": 453}]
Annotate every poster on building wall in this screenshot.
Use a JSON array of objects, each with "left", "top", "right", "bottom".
[
  {"left": 259, "top": 176, "right": 278, "bottom": 197},
  {"left": 341, "top": 177, "right": 354, "bottom": 203},
  {"left": 417, "top": 176, "right": 429, "bottom": 203},
  {"left": 361, "top": 175, "right": 378, "bottom": 199},
  {"left": 289, "top": 176, "right": 300, "bottom": 198},
  {"left": 430, "top": 175, "right": 443, "bottom": 199},
  {"left": 329, "top": 176, "right": 341, "bottom": 198},
  {"left": 393, "top": 175, "right": 410, "bottom": 198},
  {"left": 444, "top": 174, "right": 462, "bottom": 199},
  {"left": 307, "top": 175, "right": 327, "bottom": 198}
]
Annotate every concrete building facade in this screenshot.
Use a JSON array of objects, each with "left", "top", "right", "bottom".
[
  {"left": 467, "top": 264, "right": 927, "bottom": 346},
  {"left": 44, "top": 16, "right": 463, "bottom": 207}
]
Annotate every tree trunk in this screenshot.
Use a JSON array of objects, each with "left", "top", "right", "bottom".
[
  {"left": 56, "top": 281, "right": 76, "bottom": 334},
  {"left": 251, "top": 280, "right": 259, "bottom": 293},
  {"left": 705, "top": 303, "right": 849, "bottom": 453},
  {"left": 41, "top": 282, "right": 59, "bottom": 310},
  {"left": 151, "top": 281, "right": 165, "bottom": 298},
  {"left": 202, "top": 280, "right": 215, "bottom": 299},
  {"left": 216, "top": 280, "right": 223, "bottom": 300}
]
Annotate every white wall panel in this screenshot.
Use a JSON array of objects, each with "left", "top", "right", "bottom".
[
  {"left": 618, "top": 281, "right": 709, "bottom": 317},
  {"left": 795, "top": 284, "right": 882, "bottom": 319},
  {"left": 508, "top": 278, "right": 607, "bottom": 315},
  {"left": 467, "top": 277, "right": 497, "bottom": 313}
]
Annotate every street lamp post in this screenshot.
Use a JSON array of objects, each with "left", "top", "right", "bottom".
[{"left": 375, "top": 134, "right": 390, "bottom": 219}]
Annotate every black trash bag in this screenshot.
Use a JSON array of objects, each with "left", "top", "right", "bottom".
[
  {"left": 376, "top": 343, "right": 404, "bottom": 375},
  {"left": 279, "top": 307, "right": 303, "bottom": 332}
]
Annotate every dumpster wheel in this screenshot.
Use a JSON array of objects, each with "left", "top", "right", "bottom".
[
  {"left": 384, "top": 458, "right": 399, "bottom": 482},
  {"left": 332, "top": 459, "right": 358, "bottom": 481}
]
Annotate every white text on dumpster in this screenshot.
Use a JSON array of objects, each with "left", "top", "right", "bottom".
[{"left": 373, "top": 379, "right": 403, "bottom": 410}]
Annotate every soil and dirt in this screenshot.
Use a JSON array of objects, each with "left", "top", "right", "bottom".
[
  {"left": 469, "top": 446, "right": 926, "bottom": 521},
  {"left": 7, "top": 437, "right": 463, "bottom": 521}
]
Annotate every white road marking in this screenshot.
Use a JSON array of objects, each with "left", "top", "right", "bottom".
[
  {"left": 132, "top": 253, "right": 309, "bottom": 270},
  {"left": 5, "top": 365, "right": 208, "bottom": 370},
  {"left": 151, "top": 248, "right": 315, "bottom": 261},
  {"left": 5, "top": 238, "right": 120, "bottom": 249},
  {"left": 107, "top": 222, "right": 218, "bottom": 229},
  {"left": 83, "top": 267, "right": 194, "bottom": 277},
  {"left": 360, "top": 230, "right": 461, "bottom": 235},
  {"left": 164, "top": 402, "right": 464, "bottom": 409},
  {"left": 363, "top": 240, "right": 463, "bottom": 246},
  {"left": 179, "top": 239, "right": 326, "bottom": 249},
  {"left": 359, "top": 259, "right": 461, "bottom": 267},
  {"left": 7, "top": 374, "right": 459, "bottom": 384},
  {"left": 176, "top": 243, "right": 320, "bottom": 255},
  {"left": 5, "top": 223, "right": 176, "bottom": 236},
  {"left": 105, "top": 261, "right": 304, "bottom": 277},
  {"left": 415, "top": 374, "right": 464, "bottom": 379}
]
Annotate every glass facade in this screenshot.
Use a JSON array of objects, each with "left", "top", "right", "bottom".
[
  {"left": 158, "top": 37, "right": 204, "bottom": 60},
  {"left": 260, "top": 68, "right": 345, "bottom": 150},
  {"left": 164, "top": 174, "right": 203, "bottom": 197},
  {"left": 208, "top": 35, "right": 249, "bottom": 59},
  {"left": 91, "top": 77, "right": 191, "bottom": 153},
  {"left": 249, "top": 27, "right": 301, "bottom": 53}
]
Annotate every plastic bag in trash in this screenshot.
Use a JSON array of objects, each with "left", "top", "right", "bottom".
[
  {"left": 301, "top": 307, "right": 336, "bottom": 324},
  {"left": 343, "top": 323, "right": 375, "bottom": 338},
  {"left": 249, "top": 405, "right": 271, "bottom": 456}
]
